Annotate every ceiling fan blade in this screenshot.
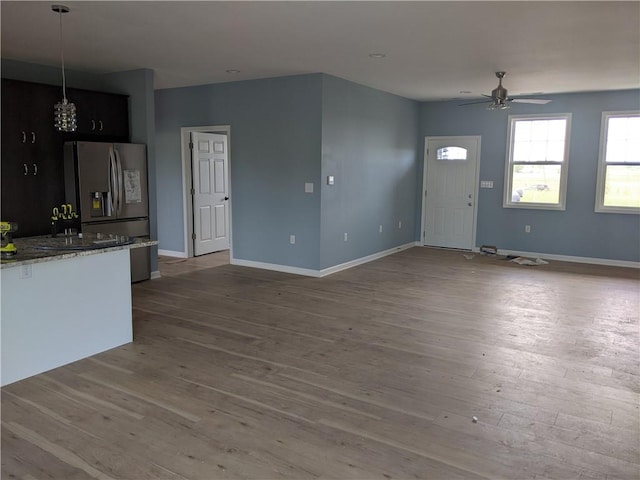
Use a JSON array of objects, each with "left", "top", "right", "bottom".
[
  {"left": 510, "top": 98, "right": 552, "bottom": 104},
  {"left": 458, "top": 100, "right": 492, "bottom": 106}
]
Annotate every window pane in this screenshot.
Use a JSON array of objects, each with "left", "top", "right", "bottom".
[
  {"left": 511, "top": 164, "right": 562, "bottom": 204},
  {"left": 513, "top": 118, "right": 567, "bottom": 163},
  {"left": 546, "top": 140, "right": 565, "bottom": 162},
  {"left": 603, "top": 165, "right": 640, "bottom": 208},
  {"left": 608, "top": 117, "right": 639, "bottom": 140},
  {"left": 547, "top": 120, "right": 566, "bottom": 141},
  {"left": 437, "top": 146, "right": 467, "bottom": 160},
  {"left": 514, "top": 121, "right": 531, "bottom": 142},
  {"left": 513, "top": 142, "right": 530, "bottom": 162},
  {"left": 605, "top": 116, "right": 640, "bottom": 163}
]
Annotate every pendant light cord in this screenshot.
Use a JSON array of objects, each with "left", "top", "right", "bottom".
[{"left": 58, "top": 9, "right": 67, "bottom": 101}]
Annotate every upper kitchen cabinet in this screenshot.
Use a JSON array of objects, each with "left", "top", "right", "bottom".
[
  {"left": 66, "top": 88, "right": 129, "bottom": 141},
  {"left": 1, "top": 79, "right": 60, "bottom": 158},
  {"left": 1, "top": 79, "right": 65, "bottom": 237}
]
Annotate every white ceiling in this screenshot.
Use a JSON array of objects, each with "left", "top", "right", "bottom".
[{"left": 1, "top": 1, "right": 639, "bottom": 101}]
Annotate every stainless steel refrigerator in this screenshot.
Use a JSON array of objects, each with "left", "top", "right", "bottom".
[{"left": 64, "top": 141, "right": 150, "bottom": 282}]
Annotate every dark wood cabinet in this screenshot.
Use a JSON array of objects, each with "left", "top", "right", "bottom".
[
  {"left": 67, "top": 88, "right": 129, "bottom": 140},
  {"left": 1, "top": 79, "right": 65, "bottom": 237},
  {"left": 1, "top": 79, "right": 130, "bottom": 237}
]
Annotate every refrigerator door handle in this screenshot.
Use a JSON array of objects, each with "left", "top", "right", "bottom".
[
  {"left": 109, "top": 146, "right": 118, "bottom": 216},
  {"left": 115, "top": 147, "right": 124, "bottom": 215}
]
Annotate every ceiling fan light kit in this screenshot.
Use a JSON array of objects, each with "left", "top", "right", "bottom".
[{"left": 459, "top": 71, "right": 552, "bottom": 110}]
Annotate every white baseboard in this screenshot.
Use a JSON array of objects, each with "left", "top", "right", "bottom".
[
  {"left": 150, "top": 270, "right": 161, "bottom": 280},
  {"left": 477, "top": 247, "right": 639, "bottom": 269},
  {"left": 230, "top": 242, "right": 419, "bottom": 278},
  {"left": 158, "top": 249, "right": 188, "bottom": 258},
  {"left": 230, "top": 258, "right": 320, "bottom": 277},
  {"left": 318, "top": 242, "right": 418, "bottom": 277}
]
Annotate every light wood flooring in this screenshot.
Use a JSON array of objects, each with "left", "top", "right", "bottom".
[{"left": 2, "top": 247, "right": 639, "bottom": 479}]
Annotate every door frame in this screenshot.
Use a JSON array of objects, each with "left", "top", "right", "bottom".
[
  {"left": 180, "top": 125, "right": 232, "bottom": 258},
  {"left": 420, "top": 135, "right": 481, "bottom": 250}
]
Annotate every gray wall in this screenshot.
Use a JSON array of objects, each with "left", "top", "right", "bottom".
[
  {"left": 419, "top": 89, "right": 640, "bottom": 262},
  {"left": 320, "top": 75, "right": 419, "bottom": 269},
  {"left": 155, "top": 74, "right": 323, "bottom": 269}
]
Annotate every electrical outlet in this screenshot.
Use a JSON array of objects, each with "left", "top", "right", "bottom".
[
  {"left": 525, "top": 225, "right": 531, "bottom": 233},
  {"left": 20, "top": 265, "right": 32, "bottom": 279},
  {"left": 398, "top": 220, "right": 402, "bottom": 229},
  {"left": 379, "top": 224, "right": 383, "bottom": 233},
  {"left": 289, "top": 234, "right": 296, "bottom": 244},
  {"left": 344, "top": 232, "right": 348, "bottom": 242},
  {"left": 304, "top": 183, "right": 314, "bottom": 193}
]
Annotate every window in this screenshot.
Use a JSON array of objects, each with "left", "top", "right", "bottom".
[
  {"left": 437, "top": 146, "right": 467, "bottom": 161},
  {"left": 503, "top": 114, "right": 571, "bottom": 210},
  {"left": 595, "top": 112, "right": 640, "bottom": 214}
]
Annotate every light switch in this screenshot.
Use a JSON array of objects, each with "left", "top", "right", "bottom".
[
  {"left": 304, "top": 182, "right": 314, "bottom": 193},
  {"left": 480, "top": 180, "right": 494, "bottom": 188},
  {"left": 327, "top": 175, "right": 335, "bottom": 186}
]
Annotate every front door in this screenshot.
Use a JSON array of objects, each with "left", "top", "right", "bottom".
[
  {"left": 191, "top": 132, "right": 230, "bottom": 256},
  {"left": 423, "top": 136, "right": 480, "bottom": 250}
]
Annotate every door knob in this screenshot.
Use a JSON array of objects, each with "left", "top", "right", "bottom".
[
  {"left": 224, "top": 196, "right": 229, "bottom": 201},
  {"left": 468, "top": 202, "right": 473, "bottom": 206}
]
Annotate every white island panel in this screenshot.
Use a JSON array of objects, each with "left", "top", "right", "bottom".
[{"left": 1, "top": 248, "right": 133, "bottom": 386}]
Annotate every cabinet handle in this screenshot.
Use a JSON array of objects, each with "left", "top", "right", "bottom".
[
  {"left": 98, "top": 120, "right": 104, "bottom": 132},
  {"left": 91, "top": 120, "right": 96, "bottom": 131},
  {"left": 21, "top": 131, "right": 26, "bottom": 143},
  {"left": 31, "top": 132, "right": 36, "bottom": 144},
  {"left": 23, "top": 163, "right": 29, "bottom": 176},
  {"left": 33, "top": 163, "right": 38, "bottom": 176}
]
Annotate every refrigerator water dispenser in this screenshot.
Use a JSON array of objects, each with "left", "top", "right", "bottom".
[{"left": 90, "top": 192, "right": 111, "bottom": 217}]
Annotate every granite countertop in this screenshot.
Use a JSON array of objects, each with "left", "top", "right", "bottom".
[{"left": 1, "top": 234, "right": 158, "bottom": 269}]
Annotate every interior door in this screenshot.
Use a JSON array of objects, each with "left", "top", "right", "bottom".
[
  {"left": 423, "top": 136, "right": 480, "bottom": 250},
  {"left": 191, "top": 132, "right": 229, "bottom": 256}
]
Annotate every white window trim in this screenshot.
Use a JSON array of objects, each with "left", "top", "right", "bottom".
[
  {"left": 503, "top": 113, "right": 572, "bottom": 211},
  {"left": 595, "top": 111, "right": 640, "bottom": 215}
]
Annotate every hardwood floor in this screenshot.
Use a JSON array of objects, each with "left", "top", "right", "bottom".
[{"left": 2, "top": 247, "right": 639, "bottom": 479}]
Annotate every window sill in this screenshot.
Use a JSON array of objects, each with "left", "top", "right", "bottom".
[
  {"left": 503, "top": 202, "right": 566, "bottom": 211},
  {"left": 595, "top": 205, "right": 640, "bottom": 215}
]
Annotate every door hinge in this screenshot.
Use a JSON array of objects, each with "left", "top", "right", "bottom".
[
  {"left": 192, "top": 233, "right": 196, "bottom": 240},
  {"left": 191, "top": 188, "right": 195, "bottom": 195},
  {"left": 189, "top": 142, "right": 194, "bottom": 150}
]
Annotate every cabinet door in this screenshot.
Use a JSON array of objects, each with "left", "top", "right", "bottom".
[
  {"left": 1, "top": 80, "right": 29, "bottom": 231},
  {"left": 1, "top": 80, "right": 66, "bottom": 237},
  {"left": 67, "top": 88, "right": 129, "bottom": 140},
  {"left": 66, "top": 88, "right": 100, "bottom": 135}
]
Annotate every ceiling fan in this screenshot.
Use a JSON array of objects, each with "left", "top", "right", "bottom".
[{"left": 459, "top": 72, "right": 551, "bottom": 110}]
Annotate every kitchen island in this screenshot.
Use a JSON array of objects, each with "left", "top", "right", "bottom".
[{"left": 1, "top": 235, "right": 157, "bottom": 386}]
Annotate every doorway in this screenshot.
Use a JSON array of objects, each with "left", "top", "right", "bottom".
[
  {"left": 180, "top": 125, "right": 232, "bottom": 258},
  {"left": 421, "top": 136, "right": 480, "bottom": 250}
]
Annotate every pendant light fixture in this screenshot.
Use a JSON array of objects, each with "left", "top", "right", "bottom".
[{"left": 52, "top": 4, "right": 77, "bottom": 132}]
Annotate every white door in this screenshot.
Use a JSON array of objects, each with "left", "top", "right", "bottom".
[
  {"left": 191, "top": 132, "right": 230, "bottom": 256},
  {"left": 423, "top": 136, "right": 480, "bottom": 250}
]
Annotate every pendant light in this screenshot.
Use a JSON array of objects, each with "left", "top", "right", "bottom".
[{"left": 52, "top": 4, "right": 77, "bottom": 132}]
